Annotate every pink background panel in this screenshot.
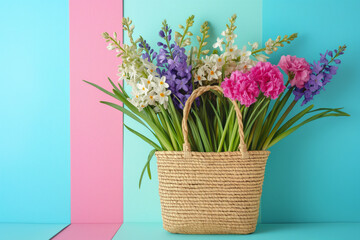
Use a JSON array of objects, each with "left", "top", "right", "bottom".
[{"left": 69, "top": 0, "right": 123, "bottom": 223}]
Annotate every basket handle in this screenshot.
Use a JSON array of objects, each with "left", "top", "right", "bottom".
[{"left": 182, "top": 85, "right": 248, "bottom": 158}]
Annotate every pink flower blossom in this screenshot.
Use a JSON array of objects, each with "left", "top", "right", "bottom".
[
  {"left": 221, "top": 70, "right": 259, "bottom": 107},
  {"left": 278, "top": 55, "right": 311, "bottom": 88},
  {"left": 250, "top": 61, "right": 286, "bottom": 99},
  {"left": 221, "top": 75, "right": 238, "bottom": 101}
]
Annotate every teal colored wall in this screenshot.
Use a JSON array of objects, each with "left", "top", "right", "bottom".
[
  {"left": 123, "top": 0, "right": 262, "bottom": 222},
  {"left": 123, "top": 0, "right": 359, "bottom": 223},
  {"left": 261, "top": 0, "right": 360, "bottom": 223},
  {"left": 0, "top": 1, "right": 70, "bottom": 223}
]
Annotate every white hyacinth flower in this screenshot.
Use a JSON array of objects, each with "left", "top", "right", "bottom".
[
  {"left": 147, "top": 91, "right": 156, "bottom": 105},
  {"left": 248, "top": 42, "right": 259, "bottom": 50},
  {"left": 254, "top": 54, "right": 269, "bottom": 62},
  {"left": 155, "top": 89, "right": 171, "bottom": 105},
  {"left": 151, "top": 76, "right": 169, "bottom": 90},
  {"left": 211, "top": 54, "right": 225, "bottom": 67},
  {"left": 226, "top": 33, "right": 237, "bottom": 43},
  {"left": 224, "top": 43, "right": 240, "bottom": 59},
  {"left": 194, "top": 72, "right": 206, "bottom": 85},
  {"left": 265, "top": 38, "right": 275, "bottom": 54},
  {"left": 136, "top": 83, "right": 149, "bottom": 95},
  {"left": 239, "top": 46, "right": 251, "bottom": 61},
  {"left": 212, "top": 37, "right": 224, "bottom": 51},
  {"left": 207, "top": 66, "right": 222, "bottom": 81}
]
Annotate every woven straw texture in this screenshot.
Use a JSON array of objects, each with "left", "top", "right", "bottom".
[{"left": 156, "top": 86, "right": 270, "bottom": 234}]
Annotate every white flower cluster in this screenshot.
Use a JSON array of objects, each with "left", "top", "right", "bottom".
[
  {"left": 104, "top": 30, "right": 172, "bottom": 112},
  {"left": 194, "top": 29, "right": 256, "bottom": 85},
  {"left": 264, "top": 36, "right": 282, "bottom": 54},
  {"left": 129, "top": 72, "right": 171, "bottom": 111},
  {"left": 116, "top": 49, "right": 172, "bottom": 111},
  {"left": 116, "top": 44, "right": 145, "bottom": 87},
  {"left": 194, "top": 54, "right": 223, "bottom": 85},
  {"left": 219, "top": 30, "right": 255, "bottom": 74}
]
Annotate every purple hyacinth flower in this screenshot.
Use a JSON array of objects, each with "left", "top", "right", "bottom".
[
  {"left": 176, "top": 78, "right": 190, "bottom": 92},
  {"left": 154, "top": 25, "right": 193, "bottom": 109},
  {"left": 328, "top": 65, "right": 338, "bottom": 75},
  {"left": 292, "top": 47, "right": 345, "bottom": 105}
]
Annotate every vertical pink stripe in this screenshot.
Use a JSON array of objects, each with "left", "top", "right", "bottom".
[{"left": 70, "top": 0, "right": 123, "bottom": 223}]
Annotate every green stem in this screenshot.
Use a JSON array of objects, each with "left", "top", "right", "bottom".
[
  {"left": 164, "top": 33, "right": 174, "bottom": 59},
  {"left": 228, "top": 108, "right": 239, "bottom": 152},
  {"left": 197, "top": 31, "right": 206, "bottom": 59},
  {"left": 262, "top": 100, "right": 297, "bottom": 150},
  {"left": 109, "top": 36, "right": 125, "bottom": 52},
  {"left": 217, "top": 106, "right": 235, "bottom": 152},
  {"left": 258, "top": 84, "right": 291, "bottom": 147},
  {"left": 179, "top": 25, "right": 189, "bottom": 47}
]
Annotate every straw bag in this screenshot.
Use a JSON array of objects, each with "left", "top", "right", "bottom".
[{"left": 155, "top": 85, "right": 270, "bottom": 234}]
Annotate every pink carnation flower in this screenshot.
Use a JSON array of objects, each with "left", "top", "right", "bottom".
[
  {"left": 250, "top": 61, "right": 286, "bottom": 99},
  {"left": 278, "top": 55, "right": 311, "bottom": 88},
  {"left": 221, "top": 70, "right": 259, "bottom": 107},
  {"left": 221, "top": 75, "right": 238, "bottom": 101}
]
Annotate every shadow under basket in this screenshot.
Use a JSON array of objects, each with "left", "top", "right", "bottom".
[{"left": 156, "top": 85, "right": 270, "bottom": 234}]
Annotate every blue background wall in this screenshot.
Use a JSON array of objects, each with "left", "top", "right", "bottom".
[
  {"left": 0, "top": 0, "right": 70, "bottom": 223},
  {"left": 261, "top": 0, "right": 360, "bottom": 223},
  {"left": 123, "top": 0, "right": 359, "bottom": 223}
]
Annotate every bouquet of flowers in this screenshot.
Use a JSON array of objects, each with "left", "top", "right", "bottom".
[{"left": 85, "top": 14, "right": 349, "bottom": 188}]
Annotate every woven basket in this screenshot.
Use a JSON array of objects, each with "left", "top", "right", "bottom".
[{"left": 156, "top": 85, "right": 270, "bottom": 234}]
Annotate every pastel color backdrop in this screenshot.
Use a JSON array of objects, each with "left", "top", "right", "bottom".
[
  {"left": 54, "top": 0, "right": 124, "bottom": 238},
  {"left": 0, "top": 0, "right": 70, "bottom": 224},
  {"left": 69, "top": 0, "right": 123, "bottom": 224},
  {"left": 1, "top": 0, "right": 359, "bottom": 239},
  {"left": 122, "top": 0, "right": 360, "bottom": 224},
  {"left": 122, "top": 0, "right": 262, "bottom": 223},
  {"left": 260, "top": 0, "right": 360, "bottom": 223},
  {"left": 1, "top": 0, "right": 124, "bottom": 239}
]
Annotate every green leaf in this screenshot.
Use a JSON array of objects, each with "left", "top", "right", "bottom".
[
  {"left": 159, "top": 105, "right": 180, "bottom": 151},
  {"left": 168, "top": 98, "right": 183, "bottom": 142},
  {"left": 147, "top": 164, "right": 152, "bottom": 180},
  {"left": 274, "top": 104, "right": 314, "bottom": 138},
  {"left": 83, "top": 80, "right": 117, "bottom": 99},
  {"left": 308, "top": 107, "right": 350, "bottom": 116},
  {"left": 267, "top": 109, "right": 348, "bottom": 148},
  {"left": 201, "top": 98, "right": 213, "bottom": 151},
  {"left": 187, "top": 115, "right": 204, "bottom": 152},
  {"left": 259, "top": 89, "right": 292, "bottom": 147},
  {"left": 139, "top": 149, "right": 156, "bottom": 189},
  {"left": 244, "top": 98, "right": 269, "bottom": 137},
  {"left": 118, "top": 82, "right": 130, "bottom": 98},
  {"left": 85, "top": 79, "right": 175, "bottom": 151},
  {"left": 193, "top": 109, "right": 212, "bottom": 152},
  {"left": 217, "top": 105, "right": 235, "bottom": 152},
  {"left": 113, "top": 90, "right": 173, "bottom": 150},
  {"left": 228, "top": 120, "right": 239, "bottom": 151},
  {"left": 209, "top": 101, "right": 224, "bottom": 133},
  {"left": 112, "top": 89, "right": 140, "bottom": 114},
  {"left": 100, "top": 101, "right": 154, "bottom": 134},
  {"left": 124, "top": 124, "right": 162, "bottom": 151},
  {"left": 108, "top": 77, "right": 121, "bottom": 93},
  {"left": 251, "top": 109, "right": 266, "bottom": 150}
]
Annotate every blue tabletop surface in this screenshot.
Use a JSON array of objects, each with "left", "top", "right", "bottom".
[
  {"left": 0, "top": 223, "right": 68, "bottom": 240},
  {"left": 113, "top": 222, "right": 360, "bottom": 240}
]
